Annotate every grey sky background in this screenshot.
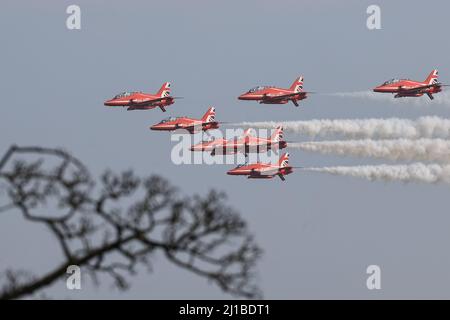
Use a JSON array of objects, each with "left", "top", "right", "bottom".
[{"left": 1, "top": 0, "right": 450, "bottom": 299}]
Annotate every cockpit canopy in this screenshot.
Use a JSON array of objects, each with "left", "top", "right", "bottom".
[
  {"left": 202, "top": 136, "right": 216, "bottom": 143},
  {"left": 160, "top": 117, "right": 178, "bottom": 123},
  {"left": 113, "top": 91, "right": 140, "bottom": 99},
  {"left": 382, "top": 79, "right": 403, "bottom": 85},
  {"left": 247, "top": 86, "right": 273, "bottom": 93}
]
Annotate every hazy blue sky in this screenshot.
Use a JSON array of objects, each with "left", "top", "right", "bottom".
[{"left": 2, "top": 0, "right": 450, "bottom": 299}]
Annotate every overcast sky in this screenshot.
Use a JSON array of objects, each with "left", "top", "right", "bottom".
[{"left": 2, "top": 0, "right": 450, "bottom": 299}]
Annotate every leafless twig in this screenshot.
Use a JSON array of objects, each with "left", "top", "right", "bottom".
[{"left": 0, "top": 145, "right": 262, "bottom": 299}]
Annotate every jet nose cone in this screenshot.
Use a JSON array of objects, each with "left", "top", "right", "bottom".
[
  {"left": 190, "top": 144, "right": 201, "bottom": 151},
  {"left": 191, "top": 142, "right": 210, "bottom": 151},
  {"left": 227, "top": 167, "right": 243, "bottom": 175},
  {"left": 238, "top": 93, "right": 249, "bottom": 100},
  {"left": 373, "top": 86, "right": 384, "bottom": 92},
  {"left": 150, "top": 123, "right": 164, "bottom": 131},
  {"left": 104, "top": 99, "right": 114, "bottom": 106}
]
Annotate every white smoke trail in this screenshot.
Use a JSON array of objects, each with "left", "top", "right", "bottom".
[
  {"left": 233, "top": 116, "right": 450, "bottom": 139},
  {"left": 327, "top": 90, "right": 450, "bottom": 106},
  {"left": 305, "top": 163, "right": 450, "bottom": 184},
  {"left": 291, "top": 139, "right": 450, "bottom": 163},
  {"left": 328, "top": 91, "right": 395, "bottom": 102}
]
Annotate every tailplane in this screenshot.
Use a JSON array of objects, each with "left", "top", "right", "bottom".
[
  {"left": 278, "top": 152, "right": 289, "bottom": 168},
  {"left": 201, "top": 106, "right": 216, "bottom": 123},
  {"left": 270, "top": 126, "right": 284, "bottom": 142},
  {"left": 243, "top": 128, "right": 254, "bottom": 137},
  {"left": 289, "top": 76, "right": 304, "bottom": 93},
  {"left": 156, "top": 82, "right": 171, "bottom": 97},
  {"left": 425, "top": 69, "right": 439, "bottom": 85}
]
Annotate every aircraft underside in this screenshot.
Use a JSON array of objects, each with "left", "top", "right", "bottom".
[
  {"left": 248, "top": 173, "right": 288, "bottom": 181},
  {"left": 127, "top": 104, "right": 168, "bottom": 111},
  {"left": 394, "top": 92, "right": 434, "bottom": 100},
  {"left": 260, "top": 98, "right": 301, "bottom": 106},
  {"left": 260, "top": 100, "right": 289, "bottom": 104},
  {"left": 127, "top": 105, "right": 156, "bottom": 110},
  {"left": 247, "top": 175, "right": 274, "bottom": 179}
]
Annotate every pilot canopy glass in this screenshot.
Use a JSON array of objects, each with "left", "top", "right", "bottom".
[
  {"left": 113, "top": 91, "right": 140, "bottom": 99},
  {"left": 202, "top": 136, "right": 217, "bottom": 143},
  {"left": 160, "top": 117, "right": 177, "bottom": 123},
  {"left": 382, "top": 79, "right": 400, "bottom": 85},
  {"left": 247, "top": 86, "right": 272, "bottom": 93}
]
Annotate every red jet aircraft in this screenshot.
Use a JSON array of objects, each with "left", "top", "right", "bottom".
[
  {"left": 238, "top": 76, "right": 309, "bottom": 107},
  {"left": 190, "top": 126, "right": 287, "bottom": 156},
  {"left": 373, "top": 69, "right": 446, "bottom": 100},
  {"left": 104, "top": 82, "right": 177, "bottom": 111},
  {"left": 150, "top": 107, "right": 219, "bottom": 134},
  {"left": 227, "top": 153, "right": 294, "bottom": 181}
]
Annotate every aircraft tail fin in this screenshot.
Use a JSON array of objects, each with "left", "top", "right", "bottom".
[
  {"left": 425, "top": 69, "right": 439, "bottom": 85},
  {"left": 278, "top": 152, "right": 289, "bottom": 168},
  {"left": 271, "top": 126, "right": 284, "bottom": 142},
  {"left": 289, "top": 76, "right": 304, "bottom": 93},
  {"left": 243, "top": 128, "right": 254, "bottom": 137},
  {"left": 201, "top": 106, "right": 216, "bottom": 123},
  {"left": 156, "top": 82, "right": 171, "bottom": 97}
]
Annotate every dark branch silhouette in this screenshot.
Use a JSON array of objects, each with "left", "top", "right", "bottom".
[{"left": 0, "top": 145, "right": 262, "bottom": 299}]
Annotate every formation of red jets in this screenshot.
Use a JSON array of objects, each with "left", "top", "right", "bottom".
[{"left": 104, "top": 70, "right": 447, "bottom": 181}]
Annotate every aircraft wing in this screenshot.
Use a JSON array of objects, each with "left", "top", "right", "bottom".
[
  {"left": 262, "top": 92, "right": 308, "bottom": 101},
  {"left": 129, "top": 96, "right": 173, "bottom": 106},
  {"left": 398, "top": 83, "right": 443, "bottom": 93},
  {"left": 182, "top": 121, "right": 218, "bottom": 131},
  {"left": 252, "top": 167, "right": 279, "bottom": 176},
  {"left": 210, "top": 140, "right": 243, "bottom": 155},
  {"left": 244, "top": 141, "right": 270, "bottom": 150}
]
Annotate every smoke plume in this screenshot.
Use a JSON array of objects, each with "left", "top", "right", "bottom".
[
  {"left": 233, "top": 116, "right": 450, "bottom": 140},
  {"left": 291, "top": 139, "right": 450, "bottom": 163},
  {"left": 305, "top": 163, "right": 450, "bottom": 184}
]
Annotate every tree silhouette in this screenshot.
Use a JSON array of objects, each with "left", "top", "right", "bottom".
[{"left": 0, "top": 145, "right": 262, "bottom": 299}]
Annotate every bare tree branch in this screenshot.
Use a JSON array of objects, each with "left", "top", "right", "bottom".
[{"left": 0, "top": 145, "right": 262, "bottom": 300}]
